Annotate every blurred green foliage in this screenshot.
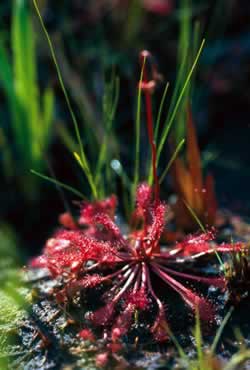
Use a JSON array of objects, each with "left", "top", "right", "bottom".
[
  {"left": 0, "top": 225, "right": 26, "bottom": 369},
  {"left": 0, "top": 0, "right": 54, "bottom": 199}
]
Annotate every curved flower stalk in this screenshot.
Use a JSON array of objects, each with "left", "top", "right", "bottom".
[{"left": 31, "top": 183, "right": 242, "bottom": 342}]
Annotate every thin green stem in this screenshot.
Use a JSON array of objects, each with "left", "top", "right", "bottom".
[
  {"left": 31, "top": 170, "right": 86, "bottom": 199},
  {"left": 159, "top": 139, "right": 185, "bottom": 184},
  {"left": 211, "top": 307, "right": 234, "bottom": 354},
  {"left": 167, "top": 326, "right": 187, "bottom": 360},
  {"left": 73, "top": 152, "right": 98, "bottom": 199},
  {"left": 148, "top": 82, "right": 170, "bottom": 185},
  {"left": 155, "top": 82, "right": 170, "bottom": 143},
  {"left": 183, "top": 199, "right": 225, "bottom": 273},
  {"left": 194, "top": 308, "right": 203, "bottom": 367}
]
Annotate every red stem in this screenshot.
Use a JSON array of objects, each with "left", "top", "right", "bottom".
[{"left": 141, "top": 56, "right": 160, "bottom": 202}]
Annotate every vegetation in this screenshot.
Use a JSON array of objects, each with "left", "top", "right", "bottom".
[
  {"left": 0, "top": 0, "right": 250, "bottom": 369},
  {"left": 0, "top": 0, "right": 54, "bottom": 198}
]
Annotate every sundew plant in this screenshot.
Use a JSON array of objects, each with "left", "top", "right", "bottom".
[{"left": 11, "top": 1, "right": 250, "bottom": 369}]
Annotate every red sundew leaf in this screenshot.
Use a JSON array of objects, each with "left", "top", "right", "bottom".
[
  {"left": 88, "top": 303, "right": 115, "bottom": 326},
  {"left": 136, "top": 183, "right": 152, "bottom": 211},
  {"left": 176, "top": 233, "right": 243, "bottom": 259},
  {"left": 107, "top": 342, "right": 123, "bottom": 353},
  {"left": 30, "top": 255, "right": 48, "bottom": 269},
  {"left": 216, "top": 242, "right": 244, "bottom": 254},
  {"left": 58, "top": 212, "right": 78, "bottom": 230},
  {"left": 192, "top": 295, "right": 215, "bottom": 322},
  {"left": 152, "top": 264, "right": 215, "bottom": 321},
  {"left": 38, "top": 230, "right": 120, "bottom": 276},
  {"left": 75, "top": 274, "right": 104, "bottom": 289},
  {"left": 79, "top": 195, "right": 117, "bottom": 225},
  {"left": 112, "top": 304, "right": 134, "bottom": 341},
  {"left": 46, "top": 248, "right": 84, "bottom": 276},
  {"left": 44, "top": 235, "right": 71, "bottom": 254},
  {"left": 131, "top": 183, "right": 152, "bottom": 225},
  {"left": 147, "top": 202, "right": 166, "bottom": 247},
  {"left": 94, "top": 213, "right": 126, "bottom": 247},
  {"left": 162, "top": 275, "right": 215, "bottom": 321},
  {"left": 176, "top": 232, "right": 214, "bottom": 257},
  {"left": 125, "top": 289, "right": 149, "bottom": 310},
  {"left": 39, "top": 235, "right": 84, "bottom": 275},
  {"left": 66, "top": 275, "right": 107, "bottom": 297},
  {"left": 175, "top": 281, "right": 214, "bottom": 322},
  {"left": 95, "top": 352, "right": 109, "bottom": 368},
  {"left": 79, "top": 328, "right": 95, "bottom": 342},
  {"left": 151, "top": 309, "right": 169, "bottom": 342}
]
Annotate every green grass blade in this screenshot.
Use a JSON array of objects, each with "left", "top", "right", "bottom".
[
  {"left": 13, "top": 0, "right": 36, "bottom": 162},
  {"left": 159, "top": 138, "right": 185, "bottom": 184},
  {"left": 147, "top": 82, "right": 170, "bottom": 185},
  {"left": 211, "top": 307, "right": 234, "bottom": 354},
  {"left": 154, "top": 82, "right": 170, "bottom": 143},
  {"left": 73, "top": 152, "right": 98, "bottom": 199},
  {"left": 183, "top": 199, "right": 206, "bottom": 232},
  {"left": 224, "top": 351, "right": 250, "bottom": 370},
  {"left": 132, "top": 57, "right": 145, "bottom": 198},
  {"left": 31, "top": 169, "right": 86, "bottom": 199},
  {"left": 33, "top": 0, "right": 97, "bottom": 198},
  {"left": 95, "top": 75, "right": 120, "bottom": 189},
  {"left": 157, "top": 39, "right": 205, "bottom": 163},
  {"left": 0, "top": 43, "right": 22, "bottom": 160},
  {"left": 167, "top": 326, "right": 187, "bottom": 360}
]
